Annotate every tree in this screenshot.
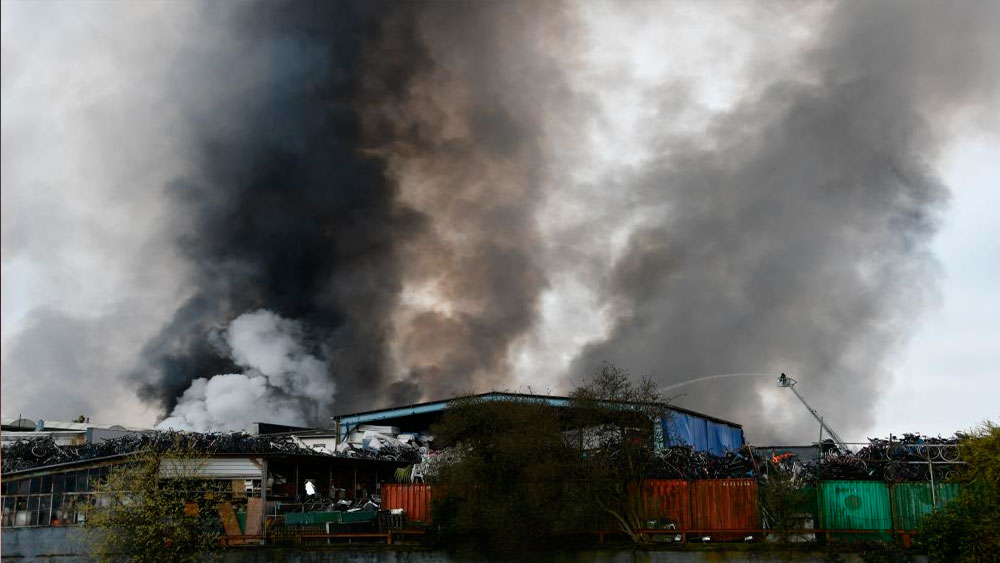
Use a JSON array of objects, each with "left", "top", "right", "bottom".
[
  {"left": 429, "top": 365, "right": 671, "bottom": 550},
  {"left": 917, "top": 421, "right": 1000, "bottom": 562},
  {"left": 759, "top": 465, "right": 814, "bottom": 542},
  {"left": 429, "top": 395, "right": 579, "bottom": 552},
  {"left": 568, "top": 364, "right": 670, "bottom": 543},
  {"left": 84, "top": 443, "right": 225, "bottom": 563}
]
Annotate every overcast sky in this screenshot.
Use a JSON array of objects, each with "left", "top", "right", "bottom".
[{"left": 2, "top": 1, "right": 997, "bottom": 444}]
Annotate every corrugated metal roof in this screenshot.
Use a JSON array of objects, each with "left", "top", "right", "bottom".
[
  {"left": 332, "top": 391, "right": 743, "bottom": 429},
  {"left": 331, "top": 392, "right": 744, "bottom": 454},
  {"left": 0, "top": 430, "right": 86, "bottom": 444},
  {"left": 85, "top": 428, "right": 147, "bottom": 444},
  {"left": 1, "top": 417, "right": 150, "bottom": 432}
]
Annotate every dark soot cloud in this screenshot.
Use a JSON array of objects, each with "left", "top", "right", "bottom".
[
  {"left": 133, "top": 1, "right": 570, "bottom": 422},
  {"left": 133, "top": 2, "right": 428, "bottom": 419}
]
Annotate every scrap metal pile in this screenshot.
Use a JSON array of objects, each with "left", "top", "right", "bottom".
[
  {"left": 327, "top": 424, "right": 425, "bottom": 465},
  {"left": 1, "top": 429, "right": 419, "bottom": 474},
  {"left": 3, "top": 427, "right": 963, "bottom": 483},
  {"left": 648, "top": 446, "right": 762, "bottom": 479},
  {"left": 646, "top": 433, "right": 964, "bottom": 482},
  {"left": 797, "top": 433, "right": 964, "bottom": 482}
]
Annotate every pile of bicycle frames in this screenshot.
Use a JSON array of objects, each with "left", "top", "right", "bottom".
[
  {"left": 2, "top": 429, "right": 964, "bottom": 483},
  {"left": 1, "top": 430, "right": 423, "bottom": 474},
  {"left": 646, "top": 433, "right": 965, "bottom": 482}
]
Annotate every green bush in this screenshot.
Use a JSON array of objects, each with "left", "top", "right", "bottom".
[
  {"left": 917, "top": 422, "right": 1000, "bottom": 562},
  {"left": 430, "top": 396, "right": 577, "bottom": 552},
  {"left": 84, "top": 444, "right": 224, "bottom": 563},
  {"left": 430, "top": 365, "right": 671, "bottom": 551}
]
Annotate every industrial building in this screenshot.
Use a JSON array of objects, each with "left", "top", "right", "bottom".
[
  {"left": 2, "top": 392, "right": 742, "bottom": 532},
  {"left": 1, "top": 429, "right": 407, "bottom": 531},
  {"left": 1, "top": 393, "right": 971, "bottom": 560},
  {"left": 1, "top": 417, "right": 149, "bottom": 447},
  {"left": 331, "top": 391, "right": 745, "bottom": 455}
]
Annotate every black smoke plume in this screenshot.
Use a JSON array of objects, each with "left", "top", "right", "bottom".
[
  {"left": 133, "top": 1, "right": 573, "bottom": 425},
  {"left": 133, "top": 2, "right": 428, "bottom": 420}
]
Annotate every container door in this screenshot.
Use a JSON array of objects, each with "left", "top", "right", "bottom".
[{"left": 819, "top": 481, "right": 891, "bottom": 541}]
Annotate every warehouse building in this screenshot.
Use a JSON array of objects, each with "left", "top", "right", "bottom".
[
  {"left": 1, "top": 443, "right": 407, "bottom": 531},
  {"left": 2, "top": 392, "right": 744, "bottom": 533},
  {"left": 332, "top": 391, "right": 745, "bottom": 455}
]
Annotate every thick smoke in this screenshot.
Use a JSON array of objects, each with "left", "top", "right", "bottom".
[
  {"left": 377, "top": 3, "right": 578, "bottom": 402},
  {"left": 1, "top": 1, "right": 228, "bottom": 425},
  {"left": 131, "top": 1, "right": 574, "bottom": 420},
  {"left": 158, "top": 310, "right": 333, "bottom": 432},
  {"left": 130, "top": 2, "right": 427, "bottom": 419},
  {"left": 570, "top": 1, "right": 1000, "bottom": 443},
  {"left": 5, "top": 1, "right": 997, "bottom": 437}
]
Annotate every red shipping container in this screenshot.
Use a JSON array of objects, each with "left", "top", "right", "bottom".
[
  {"left": 382, "top": 483, "right": 434, "bottom": 523},
  {"left": 691, "top": 479, "right": 761, "bottom": 540},
  {"left": 641, "top": 480, "right": 691, "bottom": 530}
]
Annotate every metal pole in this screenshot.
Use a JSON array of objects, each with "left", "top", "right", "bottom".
[
  {"left": 260, "top": 458, "right": 268, "bottom": 545},
  {"left": 927, "top": 447, "right": 937, "bottom": 507}
]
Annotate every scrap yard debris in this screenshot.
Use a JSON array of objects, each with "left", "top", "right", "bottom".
[
  {"left": 1, "top": 428, "right": 963, "bottom": 483},
  {"left": 0, "top": 429, "right": 422, "bottom": 474},
  {"left": 647, "top": 433, "right": 963, "bottom": 482}
]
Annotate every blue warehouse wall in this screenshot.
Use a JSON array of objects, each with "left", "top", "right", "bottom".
[{"left": 659, "top": 411, "right": 744, "bottom": 455}]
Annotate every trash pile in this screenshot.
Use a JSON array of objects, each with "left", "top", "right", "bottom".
[
  {"left": 324, "top": 425, "right": 424, "bottom": 465},
  {"left": 796, "top": 433, "right": 964, "bottom": 482},
  {"left": 1, "top": 429, "right": 421, "bottom": 474},
  {"left": 645, "top": 433, "right": 964, "bottom": 482},
  {"left": 648, "top": 446, "right": 762, "bottom": 479},
  {"left": 298, "top": 493, "right": 383, "bottom": 514},
  {"left": 4, "top": 427, "right": 964, "bottom": 484}
]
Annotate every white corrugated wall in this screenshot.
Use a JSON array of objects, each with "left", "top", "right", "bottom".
[{"left": 158, "top": 457, "right": 262, "bottom": 479}]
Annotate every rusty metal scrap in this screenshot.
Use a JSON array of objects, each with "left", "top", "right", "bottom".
[{"left": 1, "top": 430, "right": 419, "bottom": 473}]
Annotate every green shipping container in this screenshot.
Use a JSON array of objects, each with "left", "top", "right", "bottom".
[
  {"left": 284, "top": 511, "right": 343, "bottom": 525},
  {"left": 818, "top": 481, "right": 891, "bottom": 541},
  {"left": 284, "top": 510, "right": 376, "bottom": 526},
  {"left": 891, "top": 482, "right": 962, "bottom": 531}
]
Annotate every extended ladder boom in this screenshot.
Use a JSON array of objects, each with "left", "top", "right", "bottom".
[{"left": 778, "top": 373, "right": 850, "bottom": 453}]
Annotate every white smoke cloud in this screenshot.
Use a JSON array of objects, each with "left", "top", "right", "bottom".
[{"left": 157, "top": 310, "right": 334, "bottom": 432}]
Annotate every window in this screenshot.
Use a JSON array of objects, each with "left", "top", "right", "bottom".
[
  {"left": 2, "top": 496, "right": 11, "bottom": 527},
  {"left": 76, "top": 471, "right": 89, "bottom": 492},
  {"left": 51, "top": 494, "right": 64, "bottom": 525},
  {"left": 13, "top": 497, "right": 29, "bottom": 526},
  {"left": 40, "top": 495, "right": 52, "bottom": 525},
  {"left": 0, "top": 468, "right": 106, "bottom": 527},
  {"left": 27, "top": 496, "right": 40, "bottom": 526}
]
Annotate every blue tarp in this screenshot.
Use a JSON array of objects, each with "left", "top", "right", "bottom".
[{"left": 659, "top": 411, "right": 744, "bottom": 455}]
